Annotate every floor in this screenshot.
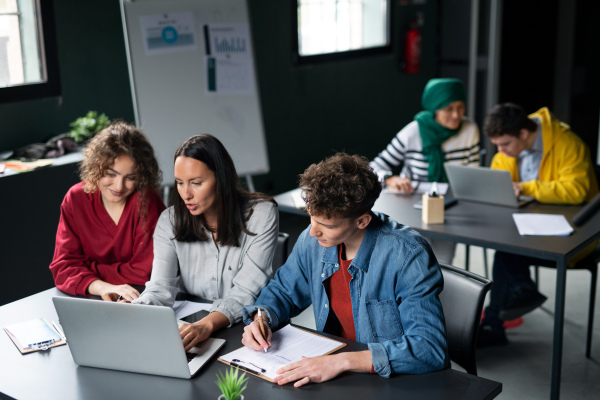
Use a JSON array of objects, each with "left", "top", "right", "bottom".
[{"left": 282, "top": 217, "right": 600, "bottom": 399}]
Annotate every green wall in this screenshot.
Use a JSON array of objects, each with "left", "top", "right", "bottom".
[
  {"left": 0, "top": 0, "right": 135, "bottom": 152},
  {"left": 0, "top": 0, "right": 438, "bottom": 194},
  {"left": 250, "top": 1, "right": 438, "bottom": 193}
]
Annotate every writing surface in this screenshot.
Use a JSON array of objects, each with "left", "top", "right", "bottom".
[{"left": 120, "top": 0, "right": 269, "bottom": 184}]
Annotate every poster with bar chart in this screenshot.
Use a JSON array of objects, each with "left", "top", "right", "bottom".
[
  {"left": 120, "top": 0, "right": 269, "bottom": 182},
  {"left": 204, "top": 23, "right": 255, "bottom": 94}
]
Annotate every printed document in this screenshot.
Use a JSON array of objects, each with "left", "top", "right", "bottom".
[
  {"left": 512, "top": 213, "right": 574, "bottom": 236},
  {"left": 219, "top": 324, "right": 345, "bottom": 381}
]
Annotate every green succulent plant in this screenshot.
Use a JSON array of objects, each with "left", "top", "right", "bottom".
[
  {"left": 68, "top": 111, "right": 110, "bottom": 143},
  {"left": 215, "top": 367, "right": 248, "bottom": 400}
]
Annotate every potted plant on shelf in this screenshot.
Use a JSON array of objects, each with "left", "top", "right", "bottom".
[
  {"left": 68, "top": 111, "right": 111, "bottom": 144},
  {"left": 215, "top": 367, "right": 248, "bottom": 400}
]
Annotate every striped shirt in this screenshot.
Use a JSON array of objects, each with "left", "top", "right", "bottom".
[{"left": 370, "top": 118, "right": 481, "bottom": 182}]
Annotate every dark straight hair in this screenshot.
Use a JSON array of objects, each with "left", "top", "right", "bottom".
[{"left": 172, "top": 134, "right": 272, "bottom": 246}]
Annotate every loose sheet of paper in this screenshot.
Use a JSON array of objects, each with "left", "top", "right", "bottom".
[
  {"left": 172, "top": 300, "right": 212, "bottom": 319},
  {"left": 512, "top": 213, "right": 574, "bottom": 236},
  {"left": 219, "top": 324, "right": 343, "bottom": 380}
]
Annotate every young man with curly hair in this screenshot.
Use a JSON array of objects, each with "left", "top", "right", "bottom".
[{"left": 241, "top": 153, "right": 448, "bottom": 387}]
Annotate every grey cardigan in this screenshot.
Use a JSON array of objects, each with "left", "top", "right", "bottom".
[{"left": 134, "top": 200, "right": 279, "bottom": 325}]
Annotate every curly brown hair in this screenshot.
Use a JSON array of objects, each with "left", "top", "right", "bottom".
[
  {"left": 299, "top": 153, "right": 381, "bottom": 219},
  {"left": 79, "top": 121, "right": 162, "bottom": 228}
]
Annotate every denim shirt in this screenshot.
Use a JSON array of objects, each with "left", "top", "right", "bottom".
[{"left": 243, "top": 212, "right": 449, "bottom": 377}]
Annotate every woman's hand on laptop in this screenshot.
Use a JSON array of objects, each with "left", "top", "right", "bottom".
[
  {"left": 88, "top": 280, "right": 140, "bottom": 302},
  {"left": 180, "top": 312, "right": 230, "bottom": 352}
]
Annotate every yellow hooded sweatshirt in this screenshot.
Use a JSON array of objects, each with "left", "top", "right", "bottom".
[{"left": 491, "top": 107, "right": 598, "bottom": 204}]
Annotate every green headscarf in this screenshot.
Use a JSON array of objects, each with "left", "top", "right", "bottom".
[{"left": 414, "top": 78, "right": 467, "bottom": 182}]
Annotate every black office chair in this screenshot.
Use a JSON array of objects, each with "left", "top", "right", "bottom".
[
  {"left": 439, "top": 263, "right": 493, "bottom": 376},
  {"left": 161, "top": 184, "right": 174, "bottom": 206},
  {"left": 533, "top": 244, "right": 600, "bottom": 358},
  {"left": 271, "top": 232, "right": 290, "bottom": 278}
]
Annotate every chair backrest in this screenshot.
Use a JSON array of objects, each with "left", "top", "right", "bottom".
[
  {"left": 161, "top": 184, "right": 173, "bottom": 206},
  {"left": 438, "top": 263, "right": 492, "bottom": 375},
  {"left": 271, "top": 232, "right": 290, "bottom": 278}
]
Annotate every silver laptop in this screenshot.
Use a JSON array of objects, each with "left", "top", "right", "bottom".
[
  {"left": 444, "top": 164, "right": 535, "bottom": 208},
  {"left": 52, "top": 297, "right": 225, "bottom": 379}
]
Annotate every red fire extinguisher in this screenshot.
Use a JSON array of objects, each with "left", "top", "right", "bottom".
[{"left": 404, "top": 13, "right": 423, "bottom": 74}]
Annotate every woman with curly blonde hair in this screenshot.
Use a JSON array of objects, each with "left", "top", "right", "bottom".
[{"left": 50, "top": 121, "right": 165, "bottom": 300}]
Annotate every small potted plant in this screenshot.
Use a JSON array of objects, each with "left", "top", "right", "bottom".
[
  {"left": 68, "top": 111, "right": 111, "bottom": 143},
  {"left": 215, "top": 367, "right": 248, "bottom": 400}
]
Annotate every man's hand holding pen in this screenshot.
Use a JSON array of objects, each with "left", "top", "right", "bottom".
[{"left": 241, "top": 308, "right": 272, "bottom": 352}]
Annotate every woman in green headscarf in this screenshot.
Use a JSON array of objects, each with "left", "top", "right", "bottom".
[
  {"left": 370, "top": 78, "right": 480, "bottom": 263},
  {"left": 370, "top": 78, "right": 480, "bottom": 193}
]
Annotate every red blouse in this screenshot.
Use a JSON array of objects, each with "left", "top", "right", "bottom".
[{"left": 49, "top": 182, "right": 165, "bottom": 295}]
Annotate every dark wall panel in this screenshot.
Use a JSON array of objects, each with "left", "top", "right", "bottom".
[
  {"left": 249, "top": 1, "right": 439, "bottom": 193},
  {"left": 0, "top": 0, "right": 135, "bottom": 152}
]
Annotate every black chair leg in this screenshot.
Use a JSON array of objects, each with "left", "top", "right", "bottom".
[
  {"left": 534, "top": 266, "right": 540, "bottom": 290},
  {"left": 465, "top": 245, "right": 470, "bottom": 272},
  {"left": 586, "top": 265, "right": 597, "bottom": 358}
]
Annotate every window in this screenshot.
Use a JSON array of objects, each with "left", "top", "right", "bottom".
[
  {"left": 294, "top": 0, "right": 391, "bottom": 63},
  {"left": 0, "top": 0, "right": 59, "bottom": 103}
]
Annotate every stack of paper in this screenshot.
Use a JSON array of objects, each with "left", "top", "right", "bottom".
[{"left": 512, "top": 213, "right": 574, "bottom": 236}]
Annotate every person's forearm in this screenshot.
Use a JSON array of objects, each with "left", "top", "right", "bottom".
[
  {"left": 87, "top": 279, "right": 109, "bottom": 296},
  {"left": 335, "top": 350, "right": 372, "bottom": 373},
  {"left": 195, "top": 311, "right": 230, "bottom": 333}
]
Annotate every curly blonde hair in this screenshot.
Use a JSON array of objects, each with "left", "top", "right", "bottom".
[{"left": 79, "top": 121, "right": 162, "bottom": 227}]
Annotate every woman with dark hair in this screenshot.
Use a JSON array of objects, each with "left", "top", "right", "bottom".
[
  {"left": 133, "top": 134, "right": 278, "bottom": 351},
  {"left": 50, "top": 121, "right": 165, "bottom": 300}
]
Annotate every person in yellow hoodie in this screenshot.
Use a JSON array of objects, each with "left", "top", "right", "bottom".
[{"left": 478, "top": 102, "right": 599, "bottom": 347}]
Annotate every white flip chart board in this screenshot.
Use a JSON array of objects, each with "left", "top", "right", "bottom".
[{"left": 120, "top": 0, "right": 269, "bottom": 184}]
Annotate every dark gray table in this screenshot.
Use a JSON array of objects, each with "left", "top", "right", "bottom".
[
  {"left": 275, "top": 188, "right": 600, "bottom": 400},
  {"left": 0, "top": 288, "right": 501, "bottom": 400}
]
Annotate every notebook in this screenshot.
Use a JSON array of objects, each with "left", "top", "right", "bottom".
[
  {"left": 4, "top": 317, "right": 66, "bottom": 354},
  {"left": 52, "top": 297, "right": 225, "bottom": 379},
  {"left": 444, "top": 164, "right": 535, "bottom": 208},
  {"left": 219, "top": 324, "right": 346, "bottom": 382}
]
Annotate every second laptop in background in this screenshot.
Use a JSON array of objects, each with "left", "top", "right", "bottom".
[{"left": 444, "top": 164, "right": 535, "bottom": 208}]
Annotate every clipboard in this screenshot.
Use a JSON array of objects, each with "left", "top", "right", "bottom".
[
  {"left": 4, "top": 318, "right": 67, "bottom": 354},
  {"left": 218, "top": 324, "right": 346, "bottom": 382}
]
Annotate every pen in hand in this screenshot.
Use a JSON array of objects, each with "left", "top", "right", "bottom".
[{"left": 257, "top": 308, "right": 268, "bottom": 352}]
